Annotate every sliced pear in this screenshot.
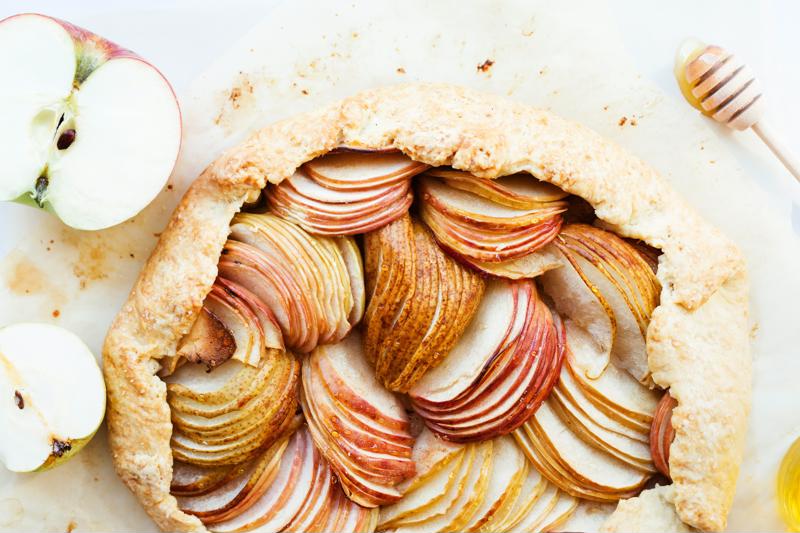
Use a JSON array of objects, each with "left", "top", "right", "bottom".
[
  {"left": 335, "top": 237, "right": 366, "bottom": 326},
  {"left": 484, "top": 462, "right": 546, "bottom": 532},
  {"left": 538, "top": 491, "right": 579, "bottom": 531},
  {"left": 171, "top": 461, "right": 235, "bottom": 497},
  {"left": 506, "top": 484, "right": 560, "bottom": 533}
]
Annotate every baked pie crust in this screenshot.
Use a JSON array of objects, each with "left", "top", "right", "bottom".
[{"left": 103, "top": 84, "right": 750, "bottom": 532}]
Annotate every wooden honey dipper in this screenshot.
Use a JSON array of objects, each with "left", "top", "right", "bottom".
[{"left": 675, "top": 38, "right": 800, "bottom": 182}]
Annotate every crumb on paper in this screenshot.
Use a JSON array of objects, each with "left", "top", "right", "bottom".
[
  {"left": 618, "top": 116, "right": 628, "bottom": 126},
  {"left": 214, "top": 73, "right": 256, "bottom": 127},
  {"left": 477, "top": 59, "right": 494, "bottom": 73},
  {"left": 603, "top": 105, "right": 609, "bottom": 111},
  {"left": 301, "top": 89, "right": 309, "bottom": 96},
  {"left": 66, "top": 520, "right": 77, "bottom": 533},
  {"left": 396, "top": 67, "right": 406, "bottom": 74},
  {"left": 750, "top": 322, "right": 759, "bottom": 340},
  {"left": 538, "top": 67, "right": 548, "bottom": 76},
  {"left": 709, "top": 160, "right": 716, "bottom": 164},
  {"left": 52, "top": 309, "right": 60, "bottom": 318}
]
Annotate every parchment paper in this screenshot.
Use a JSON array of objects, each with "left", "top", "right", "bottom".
[{"left": 1, "top": 0, "right": 797, "bottom": 531}]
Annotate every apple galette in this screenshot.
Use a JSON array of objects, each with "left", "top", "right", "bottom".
[{"left": 103, "top": 84, "right": 750, "bottom": 532}]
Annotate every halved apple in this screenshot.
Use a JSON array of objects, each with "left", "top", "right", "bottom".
[
  {"left": 301, "top": 332, "right": 415, "bottom": 507},
  {"left": 650, "top": 391, "right": 677, "bottom": 478},
  {"left": 362, "top": 214, "right": 485, "bottom": 391},
  {"left": 0, "top": 13, "right": 181, "bottom": 230},
  {"left": 0, "top": 323, "right": 105, "bottom": 472}
]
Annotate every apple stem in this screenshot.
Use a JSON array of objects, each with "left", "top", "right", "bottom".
[
  {"left": 51, "top": 439, "right": 72, "bottom": 457},
  {"left": 34, "top": 175, "right": 49, "bottom": 208}
]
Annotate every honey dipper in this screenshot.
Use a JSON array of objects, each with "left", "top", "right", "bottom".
[{"left": 674, "top": 38, "right": 800, "bottom": 182}]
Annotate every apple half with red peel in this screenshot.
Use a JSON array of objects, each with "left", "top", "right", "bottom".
[{"left": 0, "top": 13, "right": 181, "bottom": 230}]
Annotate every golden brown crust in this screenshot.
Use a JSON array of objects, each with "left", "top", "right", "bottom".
[
  {"left": 104, "top": 83, "right": 749, "bottom": 531},
  {"left": 601, "top": 485, "right": 695, "bottom": 532}
]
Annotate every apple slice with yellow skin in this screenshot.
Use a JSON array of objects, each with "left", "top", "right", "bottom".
[
  {"left": 462, "top": 436, "right": 527, "bottom": 532},
  {"left": 0, "top": 14, "right": 181, "bottom": 230},
  {"left": 506, "top": 483, "right": 560, "bottom": 533},
  {"left": 171, "top": 461, "right": 235, "bottom": 497},
  {"left": 378, "top": 430, "right": 464, "bottom": 528},
  {"left": 0, "top": 323, "right": 105, "bottom": 472},
  {"left": 176, "top": 435, "right": 291, "bottom": 523},
  {"left": 485, "top": 462, "right": 546, "bottom": 532}
]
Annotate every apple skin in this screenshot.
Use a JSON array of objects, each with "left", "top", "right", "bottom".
[{"left": 0, "top": 13, "right": 182, "bottom": 230}]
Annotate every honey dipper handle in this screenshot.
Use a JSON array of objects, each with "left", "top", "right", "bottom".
[{"left": 752, "top": 121, "right": 800, "bottom": 183}]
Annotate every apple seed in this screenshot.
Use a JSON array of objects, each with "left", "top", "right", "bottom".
[
  {"left": 13, "top": 390, "right": 23, "bottom": 409},
  {"left": 57, "top": 129, "right": 76, "bottom": 150}
]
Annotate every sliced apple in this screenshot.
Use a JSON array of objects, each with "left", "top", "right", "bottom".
[
  {"left": 301, "top": 332, "right": 415, "bottom": 507},
  {"left": 209, "top": 426, "right": 317, "bottom": 532},
  {"left": 378, "top": 430, "right": 465, "bottom": 528},
  {"left": 0, "top": 13, "right": 181, "bottom": 230},
  {"left": 410, "top": 280, "right": 564, "bottom": 442},
  {"left": 426, "top": 169, "right": 569, "bottom": 209},
  {"left": 304, "top": 150, "right": 427, "bottom": 190},
  {"left": 362, "top": 214, "right": 485, "bottom": 391},
  {"left": 459, "top": 243, "right": 564, "bottom": 279},
  {"left": 226, "top": 212, "right": 358, "bottom": 353},
  {"left": 0, "top": 323, "right": 105, "bottom": 472},
  {"left": 515, "top": 400, "right": 650, "bottom": 501},
  {"left": 267, "top": 153, "right": 424, "bottom": 236},
  {"left": 544, "top": 224, "right": 661, "bottom": 383},
  {"left": 176, "top": 434, "right": 291, "bottom": 523},
  {"left": 461, "top": 436, "right": 527, "bottom": 532},
  {"left": 650, "top": 391, "right": 677, "bottom": 478}
]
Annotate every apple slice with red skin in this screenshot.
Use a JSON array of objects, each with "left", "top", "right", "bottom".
[
  {"left": 303, "top": 150, "right": 427, "bottom": 190},
  {"left": 209, "top": 426, "right": 317, "bottom": 533},
  {"left": 216, "top": 278, "right": 284, "bottom": 351},
  {"left": 176, "top": 434, "right": 291, "bottom": 523},
  {"left": 302, "top": 361, "right": 415, "bottom": 476},
  {"left": 203, "top": 285, "right": 262, "bottom": 367},
  {"left": 219, "top": 241, "right": 315, "bottom": 353},
  {"left": 425, "top": 169, "right": 569, "bottom": 209},
  {"left": 458, "top": 243, "right": 563, "bottom": 279},
  {"left": 650, "top": 391, "right": 677, "bottom": 478},
  {"left": 0, "top": 13, "right": 181, "bottom": 230},
  {"left": 418, "top": 176, "right": 566, "bottom": 230}
]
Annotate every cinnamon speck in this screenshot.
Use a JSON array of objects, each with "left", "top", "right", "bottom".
[
  {"left": 396, "top": 67, "right": 406, "bottom": 74},
  {"left": 301, "top": 89, "right": 309, "bottom": 96},
  {"left": 603, "top": 105, "right": 609, "bottom": 111},
  {"left": 14, "top": 390, "right": 23, "bottom": 409},
  {"left": 167, "top": 184, "right": 173, "bottom": 191},
  {"left": 52, "top": 309, "right": 60, "bottom": 318},
  {"left": 477, "top": 59, "right": 494, "bottom": 73},
  {"left": 630, "top": 118, "right": 638, "bottom": 126},
  {"left": 618, "top": 116, "right": 628, "bottom": 126},
  {"left": 129, "top": 253, "right": 135, "bottom": 259}
]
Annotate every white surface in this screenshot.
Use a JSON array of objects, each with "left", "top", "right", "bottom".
[{"left": 0, "top": 1, "right": 798, "bottom": 532}]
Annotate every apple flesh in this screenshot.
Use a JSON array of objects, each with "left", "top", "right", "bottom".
[
  {"left": 0, "top": 13, "right": 181, "bottom": 230},
  {"left": 0, "top": 323, "right": 105, "bottom": 472}
]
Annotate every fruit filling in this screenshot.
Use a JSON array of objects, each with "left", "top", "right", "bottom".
[{"left": 160, "top": 149, "right": 673, "bottom": 532}]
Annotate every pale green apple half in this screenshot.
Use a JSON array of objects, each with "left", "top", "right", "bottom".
[
  {"left": 0, "top": 14, "right": 181, "bottom": 230},
  {"left": 0, "top": 323, "right": 106, "bottom": 472}
]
